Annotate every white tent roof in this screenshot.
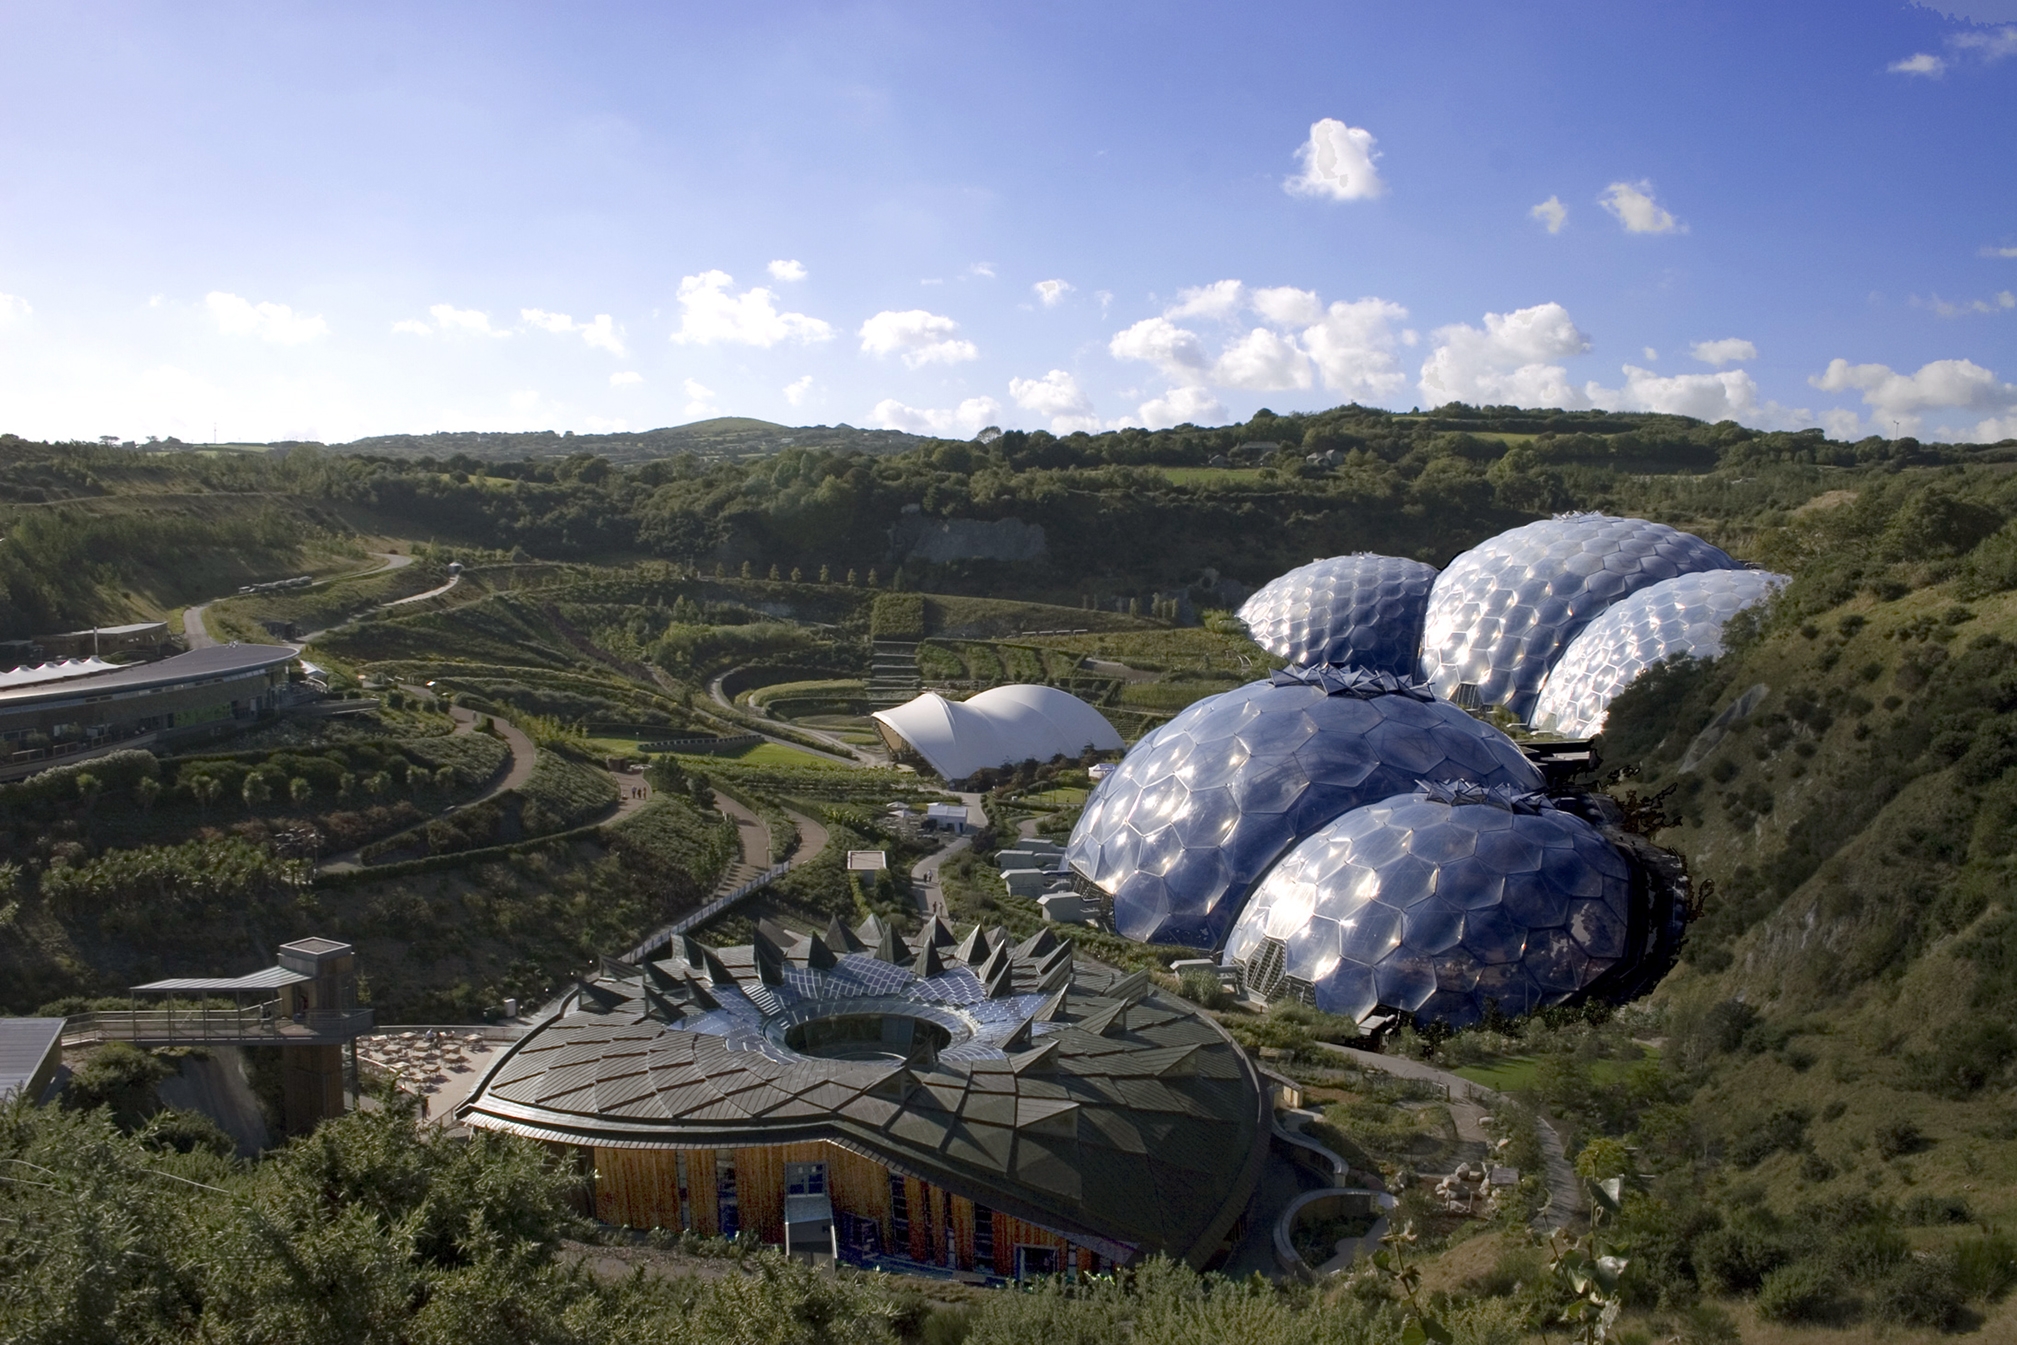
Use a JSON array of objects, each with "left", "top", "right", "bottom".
[{"left": 872, "top": 684, "right": 1123, "bottom": 782}]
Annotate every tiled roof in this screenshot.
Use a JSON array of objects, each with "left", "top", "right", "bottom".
[{"left": 460, "top": 915, "right": 1266, "bottom": 1263}]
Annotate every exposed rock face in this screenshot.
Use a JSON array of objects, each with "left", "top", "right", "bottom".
[{"left": 889, "top": 515, "right": 1047, "bottom": 564}]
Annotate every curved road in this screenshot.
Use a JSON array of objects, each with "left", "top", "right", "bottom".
[
  {"left": 185, "top": 551, "right": 416, "bottom": 650},
  {"left": 705, "top": 670, "right": 882, "bottom": 766}
]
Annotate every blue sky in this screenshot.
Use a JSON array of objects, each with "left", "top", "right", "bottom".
[{"left": 1, "top": 0, "right": 2013, "bottom": 444}]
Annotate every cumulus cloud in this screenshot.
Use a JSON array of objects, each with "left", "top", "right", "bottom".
[
  {"left": 206, "top": 292, "right": 328, "bottom": 344},
  {"left": 1599, "top": 180, "right": 1682, "bottom": 234},
  {"left": 871, "top": 396, "right": 1001, "bottom": 435},
  {"left": 968, "top": 263, "right": 996, "bottom": 279},
  {"left": 672, "top": 270, "right": 834, "bottom": 347},
  {"left": 1530, "top": 196, "right": 1568, "bottom": 233},
  {"left": 858, "top": 309, "right": 978, "bottom": 367},
  {"left": 1112, "top": 285, "right": 1409, "bottom": 405},
  {"left": 1033, "top": 279, "right": 1073, "bottom": 307},
  {"left": 1418, "top": 302, "right": 1592, "bottom": 407},
  {"left": 1950, "top": 23, "right": 2017, "bottom": 60},
  {"left": 610, "top": 371, "right": 643, "bottom": 387},
  {"left": 683, "top": 379, "right": 718, "bottom": 417},
  {"left": 783, "top": 375, "right": 814, "bottom": 406},
  {"left": 1913, "top": 290, "right": 2017, "bottom": 317},
  {"left": 0, "top": 292, "right": 32, "bottom": 325},
  {"left": 1137, "top": 385, "right": 1227, "bottom": 430},
  {"left": 1811, "top": 357, "right": 2017, "bottom": 435},
  {"left": 1692, "top": 338, "right": 1758, "bottom": 366},
  {"left": 521, "top": 308, "right": 625, "bottom": 355},
  {"left": 1587, "top": 366, "right": 1778, "bottom": 422},
  {"left": 1009, "top": 369, "right": 1099, "bottom": 432},
  {"left": 1285, "top": 118, "right": 1386, "bottom": 201},
  {"left": 395, "top": 304, "right": 509, "bottom": 338},
  {"left": 1891, "top": 52, "right": 1948, "bottom": 75},
  {"left": 767, "top": 259, "right": 807, "bottom": 282},
  {"left": 1984, "top": 245, "right": 2017, "bottom": 258}
]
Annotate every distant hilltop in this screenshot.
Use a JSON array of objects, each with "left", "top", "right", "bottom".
[{"left": 320, "top": 417, "right": 930, "bottom": 464}]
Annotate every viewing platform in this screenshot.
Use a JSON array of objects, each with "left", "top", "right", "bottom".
[{"left": 63, "top": 1005, "right": 373, "bottom": 1049}]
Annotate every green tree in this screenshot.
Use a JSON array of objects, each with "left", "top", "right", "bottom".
[
  {"left": 242, "top": 773, "right": 272, "bottom": 812},
  {"left": 289, "top": 776, "right": 313, "bottom": 807},
  {"left": 134, "top": 776, "right": 161, "bottom": 813}
]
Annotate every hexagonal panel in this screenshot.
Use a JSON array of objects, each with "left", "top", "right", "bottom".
[{"left": 1237, "top": 553, "right": 1439, "bottom": 675}]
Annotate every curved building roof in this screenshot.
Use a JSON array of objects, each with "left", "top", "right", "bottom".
[
  {"left": 1223, "top": 783, "right": 1634, "bottom": 1029},
  {"left": 1531, "top": 568, "right": 1788, "bottom": 737},
  {"left": 458, "top": 917, "right": 1266, "bottom": 1266},
  {"left": 1418, "top": 514, "right": 1737, "bottom": 720},
  {"left": 1237, "top": 553, "right": 1439, "bottom": 676},
  {"left": 873, "top": 685, "right": 1123, "bottom": 783},
  {"left": 1066, "top": 667, "right": 1543, "bottom": 950}
]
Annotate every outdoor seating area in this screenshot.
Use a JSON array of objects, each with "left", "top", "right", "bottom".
[{"left": 356, "top": 1030, "right": 493, "bottom": 1103}]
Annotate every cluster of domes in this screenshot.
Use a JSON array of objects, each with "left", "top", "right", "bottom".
[{"left": 1067, "top": 513, "right": 1767, "bottom": 1029}]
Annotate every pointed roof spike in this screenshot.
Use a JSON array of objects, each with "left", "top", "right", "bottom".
[
  {"left": 752, "top": 923, "right": 790, "bottom": 962},
  {"left": 1037, "top": 957, "right": 1074, "bottom": 994},
  {"left": 643, "top": 959, "right": 683, "bottom": 991},
  {"left": 984, "top": 961, "right": 1016, "bottom": 999},
  {"left": 803, "top": 933, "right": 837, "bottom": 971},
  {"left": 1002, "top": 1015, "right": 1035, "bottom": 1051},
  {"left": 1009, "top": 1037, "right": 1061, "bottom": 1074},
  {"left": 696, "top": 944, "right": 736, "bottom": 986},
  {"left": 953, "top": 924, "right": 990, "bottom": 964},
  {"left": 1015, "top": 927, "right": 1060, "bottom": 961},
  {"left": 976, "top": 944, "right": 1011, "bottom": 984},
  {"left": 917, "top": 914, "right": 957, "bottom": 949},
  {"left": 756, "top": 917, "right": 794, "bottom": 948},
  {"left": 912, "top": 941, "right": 947, "bottom": 980},
  {"left": 643, "top": 986, "right": 682, "bottom": 1022},
  {"left": 855, "top": 913, "right": 889, "bottom": 945},
  {"left": 1157, "top": 1044, "right": 1202, "bottom": 1078},
  {"left": 824, "top": 916, "right": 865, "bottom": 954},
  {"left": 753, "top": 941, "right": 788, "bottom": 987},
  {"left": 873, "top": 924, "right": 912, "bottom": 965},
  {"left": 600, "top": 954, "right": 642, "bottom": 981},
  {"left": 1033, "top": 986, "right": 1068, "bottom": 1022},
  {"left": 683, "top": 974, "right": 721, "bottom": 1011},
  {"left": 1107, "top": 969, "right": 1151, "bottom": 1004},
  {"left": 575, "top": 979, "right": 630, "bottom": 1012},
  {"left": 1078, "top": 1000, "right": 1127, "bottom": 1037},
  {"left": 681, "top": 934, "right": 708, "bottom": 965},
  {"left": 988, "top": 925, "right": 1011, "bottom": 953},
  {"left": 868, "top": 1066, "right": 914, "bottom": 1101}
]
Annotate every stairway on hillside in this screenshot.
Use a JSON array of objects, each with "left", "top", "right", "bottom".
[{"left": 868, "top": 639, "right": 921, "bottom": 709}]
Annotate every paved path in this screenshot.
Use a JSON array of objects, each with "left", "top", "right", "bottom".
[
  {"left": 712, "top": 790, "right": 772, "bottom": 887},
  {"left": 908, "top": 791, "right": 989, "bottom": 917},
  {"left": 185, "top": 551, "right": 416, "bottom": 651},
  {"left": 183, "top": 603, "right": 216, "bottom": 649},
  {"left": 782, "top": 806, "right": 829, "bottom": 864},
  {"left": 1317, "top": 1042, "right": 1584, "bottom": 1231}
]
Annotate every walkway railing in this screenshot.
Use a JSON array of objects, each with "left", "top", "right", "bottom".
[
  {"left": 623, "top": 861, "right": 792, "bottom": 962},
  {"left": 63, "top": 1005, "right": 374, "bottom": 1048}
]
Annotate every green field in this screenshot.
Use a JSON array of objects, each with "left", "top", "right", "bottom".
[
  {"left": 1158, "top": 466, "right": 1271, "bottom": 486},
  {"left": 676, "top": 740, "right": 852, "bottom": 770}
]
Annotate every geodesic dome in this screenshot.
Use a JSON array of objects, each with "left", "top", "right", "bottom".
[
  {"left": 1065, "top": 667, "right": 1543, "bottom": 950},
  {"left": 1237, "top": 554, "right": 1439, "bottom": 676},
  {"left": 1222, "top": 782, "right": 1634, "bottom": 1030},
  {"left": 1530, "top": 568, "right": 1788, "bottom": 738},
  {"left": 1418, "top": 514, "right": 1738, "bottom": 720}
]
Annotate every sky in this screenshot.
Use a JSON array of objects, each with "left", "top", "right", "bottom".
[{"left": 0, "top": 1, "right": 2014, "bottom": 446}]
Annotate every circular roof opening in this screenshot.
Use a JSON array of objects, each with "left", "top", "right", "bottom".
[{"left": 784, "top": 1012, "right": 954, "bottom": 1066}]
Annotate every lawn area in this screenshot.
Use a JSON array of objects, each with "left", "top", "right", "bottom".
[
  {"left": 1159, "top": 466, "right": 1270, "bottom": 486},
  {"left": 1452, "top": 1051, "right": 1655, "bottom": 1092},
  {"left": 1021, "top": 786, "right": 1088, "bottom": 807},
  {"left": 677, "top": 741, "right": 853, "bottom": 770}
]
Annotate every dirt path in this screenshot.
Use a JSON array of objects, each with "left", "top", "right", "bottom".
[
  {"left": 908, "top": 791, "right": 988, "bottom": 917},
  {"left": 1316, "top": 1042, "right": 1584, "bottom": 1231}
]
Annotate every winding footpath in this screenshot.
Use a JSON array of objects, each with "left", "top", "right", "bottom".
[
  {"left": 185, "top": 550, "right": 416, "bottom": 650},
  {"left": 1316, "top": 1042, "right": 1584, "bottom": 1232},
  {"left": 705, "top": 670, "right": 882, "bottom": 765}
]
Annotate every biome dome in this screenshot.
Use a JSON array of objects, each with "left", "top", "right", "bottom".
[
  {"left": 1529, "top": 568, "right": 1788, "bottom": 738},
  {"left": 1418, "top": 514, "right": 1738, "bottom": 720},
  {"left": 1065, "top": 667, "right": 1542, "bottom": 950},
  {"left": 1221, "top": 782, "right": 1634, "bottom": 1029},
  {"left": 1236, "top": 554, "right": 1439, "bottom": 677}
]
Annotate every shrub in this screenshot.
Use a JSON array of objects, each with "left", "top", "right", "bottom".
[
  {"left": 1952, "top": 1232, "right": 2017, "bottom": 1301},
  {"left": 1902, "top": 1192, "right": 1972, "bottom": 1225},
  {"left": 1873, "top": 1119, "right": 1926, "bottom": 1159},
  {"left": 1755, "top": 1261, "right": 1838, "bottom": 1323},
  {"left": 1176, "top": 968, "right": 1228, "bottom": 1010},
  {"left": 1693, "top": 1224, "right": 1792, "bottom": 1294},
  {"left": 139, "top": 1108, "right": 236, "bottom": 1157},
  {"left": 1868, "top": 1255, "right": 1963, "bottom": 1329}
]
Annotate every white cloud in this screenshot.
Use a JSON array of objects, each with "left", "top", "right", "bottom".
[
  {"left": 0, "top": 292, "right": 31, "bottom": 325},
  {"left": 1418, "top": 302, "right": 1592, "bottom": 407},
  {"left": 1822, "top": 408, "right": 1865, "bottom": 440},
  {"left": 1284, "top": 118, "right": 1386, "bottom": 201},
  {"left": 1212, "top": 328, "right": 1313, "bottom": 391},
  {"left": 871, "top": 396, "right": 1000, "bottom": 435},
  {"left": 408, "top": 303, "right": 509, "bottom": 337},
  {"left": 1912, "top": 290, "right": 2017, "bottom": 316},
  {"left": 1094, "top": 289, "right": 1114, "bottom": 313},
  {"left": 1299, "top": 298, "right": 1410, "bottom": 400},
  {"left": 206, "top": 291, "right": 328, "bottom": 345},
  {"left": 1109, "top": 316, "right": 1213, "bottom": 382},
  {"left": 1137, "top": 385, "right": 1227, "bottom": 430},
  {"left": 1586, "top": 366, "right": 1764, "bottom": 421},
  {"left": 1976, "top": 414, "right": 2017, "bottom": 441},
  {"left": 858, "top": 309, "right": 978, "bottom": 367},
  {"left": 767, "top": 259, "right": 807, "bottom": 282},
  {"left": 1890, "top": 52, "right": 1948, "bottom": 75},
  {"left": 1812, "top": 357, "right": 2017, "bottom": 434},
  {"left": 783, "top": 375, "right": 814, "bottom": 406},
  {"left": 968, "top": 263, "right": 996, "bottom": 279},
  {"left": 1599, "top": 180, "right": 1682, "bottom": 234},
  {"left": 1530, "top": 196, "right": 1568, "bottom": 233},
  {"left": 609, "top": 371, "right": 643, "bottom": 387},
  {"left": 671, "top": 270, "right": 834, "bottom": 347},
  {"left": 521, "top": 308, "right": 626, "bottom": 356},
  {"left": 1009, "top": 369, "right": 1100, "bottom": 432},
  {"left": 684, "top": 378, "right": 718, "bottom": 418},
  {"left": 1251, "top": 286, "right": 1325, "bottom": 328},
  {"left": 1644, "top": 347, "right": 1660, "bottom": 361},
  {"left": 1983, "top": 245, "right": 2017, "bottom": 258},
  {"left": 1692, "top": 337, "right": 1758, "bottom": 366},
  {"left": 1033, "top": 279, "right": 1073, "bottom": 307},
  {"left": 390, "top": 319, "right": 432, "bottom": 336},
  {"left": 1949, "top": 23, "right": 2017, "bottom": 60},
  {"left": 1167, "top": 279, "right": 1246, "bottom": 321}
]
